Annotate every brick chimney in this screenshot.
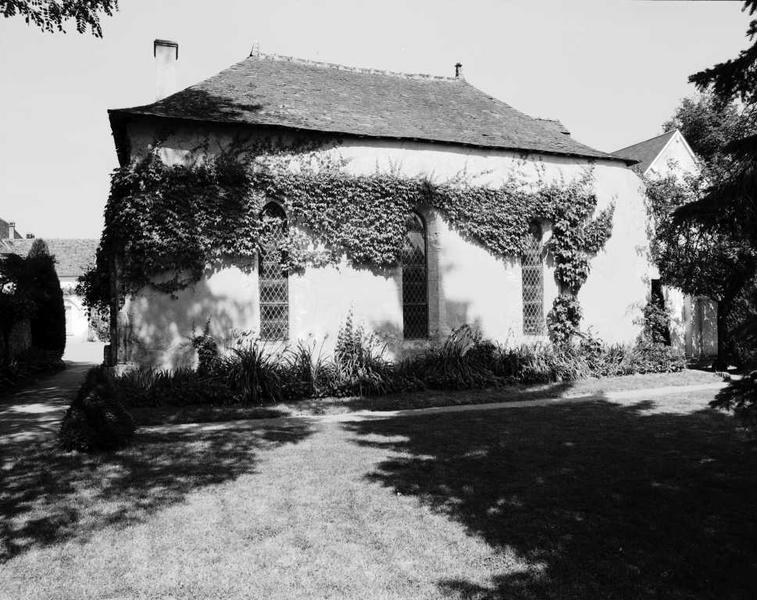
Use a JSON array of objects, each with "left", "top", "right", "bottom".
[
  {"left": 8, "top": 221, "right": 15, "bottom": 239},
  {"left": 154, "top": 39, "right": 179, "bottom": 101}
]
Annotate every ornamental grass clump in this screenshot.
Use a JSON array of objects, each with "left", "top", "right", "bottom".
[
  {"left": 115, "top": 367, "right": 232, "bottom": 407},
  {"left": 418, "top": 325, "right": 501, "bottom": 389},
  {"left": 281, "top": 340, "right": 330, "bottom": 399},
  {"left": 223, "top": 342, "right": 284, "bottom": 405}
]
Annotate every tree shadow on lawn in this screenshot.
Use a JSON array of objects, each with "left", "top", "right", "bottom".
[
  {"left": 0, "top": 419, "right": 312, "bottom": 563},
  {"left": 346, "top": 398, "right": 757, "bottom": 600}
]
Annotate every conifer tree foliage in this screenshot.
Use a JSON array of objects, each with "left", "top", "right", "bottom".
[
  {"left": 24, "top": 239, "right": 66, "bottom": 358},
  {"left": 680, "top": 0, "right": 757, "bottom": 245}
]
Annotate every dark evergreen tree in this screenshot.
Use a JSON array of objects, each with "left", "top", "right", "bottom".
[{"left": 24, "top": 240, "right": 66, "bottom": 358}]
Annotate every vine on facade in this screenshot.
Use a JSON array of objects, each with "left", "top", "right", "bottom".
[{"left": 78, "top": 144, "right": 614, "bottom": 342}]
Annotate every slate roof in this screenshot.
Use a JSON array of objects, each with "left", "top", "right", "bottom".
[
  {"left": 0, "top": 239, "right": 98, "bottom": 278},
  {"left": 611, "top": 130, "right": 678, "bottom": 174},
  {"left": 110, "top": 53, "right": 630, "bottom": 164}
]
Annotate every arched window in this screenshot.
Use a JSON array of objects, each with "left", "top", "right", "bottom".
[
  {"left": 522, "top": 223, "right": 544, "bottom": 335},
  {"left": 402, "top": 212, "right": 428, "bottom": 339},
  {"left": 259, "top": 203, "right": 288, "bottom": 340}
]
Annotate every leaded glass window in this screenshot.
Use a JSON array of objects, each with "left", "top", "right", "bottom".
[
  {"left": 402, "top": 213, "right": 428, "bottom": 339},
  {"left": 259, "top": 203, "right": 288, "bottom": 340},
  {"left": 522, "top": 224, "right": 545, "bottom": 336}
]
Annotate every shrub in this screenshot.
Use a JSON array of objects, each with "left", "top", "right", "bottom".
[
  {"left": 191, "top": 327, "right": 220, "bottom": 376},
  {"left": 59, "top": 366, "right": 135, "bottom": 452},
  {"left": 641, "top": 300, "right": 671, "bottom": 346},
  {"left": 88, "top": 306, "right": 110, "bottom": 342},
  {"left": 325, "top": 313, "right": 392, "bottom": 396},
  {"left": 626, "top": 341, "right": 686, "bottom": 374}
]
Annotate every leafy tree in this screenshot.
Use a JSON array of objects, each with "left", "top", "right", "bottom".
[
  {"left": 663, "top": 94, "right": 750, "bottom": 170},
  {"left": 646, "top": 174, "right": 756, "bottom": 369},
  {"left": 1, "top": 0, "right": 118, "bottom": 37},
  {"left": 670, "top": 0, "right": 757, "bottom": 374}
]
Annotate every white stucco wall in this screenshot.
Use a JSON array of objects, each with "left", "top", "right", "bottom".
[
  {"left": 61, "top": 278, "right": 90, "bottom": 341},
  {"left": 117, "top": 121, "right": 654, "bottom": 368},
  {"left": 646, "top": 131, "right": 699, "bottom": 180}
]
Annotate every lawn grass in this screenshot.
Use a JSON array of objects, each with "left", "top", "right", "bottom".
[
  {"left": 2, "top": 387, "right": 754, "bottom": 599},
  {"left": 128, "top": 404, "right": 286, "bottom": 426}
]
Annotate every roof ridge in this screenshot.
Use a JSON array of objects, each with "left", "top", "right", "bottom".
[{"left": 253, "top": 52, "right": 460, "bottom": 82}]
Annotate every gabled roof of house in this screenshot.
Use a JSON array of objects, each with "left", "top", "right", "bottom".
[
  {"left": 611, "top": 130, "right": 678, "bottom": 174},
  {"left": 0, "top": 239, "right": 98, "bottom": 278},
  {"left": 110, "top": 53, "right": 631, "bottom": 164},
  {"left": 0, "top": 218, "right": 23, "bottom": 240}
]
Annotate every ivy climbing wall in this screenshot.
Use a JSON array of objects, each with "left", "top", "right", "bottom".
[{"left": 107, "top": 121, "right": 653, "bottom": 369}]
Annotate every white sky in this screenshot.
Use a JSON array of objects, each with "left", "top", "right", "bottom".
[{"left": 0, "top": 0, "right": 752, "bottom": 239}]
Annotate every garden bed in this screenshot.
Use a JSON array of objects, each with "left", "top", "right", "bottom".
[{"left": 132, "top": 368, "right": 724, "bottom": 425}]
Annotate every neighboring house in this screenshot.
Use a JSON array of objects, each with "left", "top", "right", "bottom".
[
  {"left": 106, "top": 43, "right": 656, "bottom": 370},
  {"left": 612, "top": 129, "right": 717, "bottom": 358},
  {"left": 0, "top": 229, "right": 98, "bottom": 341},
  {"left": 0, "top": 218, "right": 24, "bottom": 241}
]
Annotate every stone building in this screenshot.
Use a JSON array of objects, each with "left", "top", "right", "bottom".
[{"left": 106, "top": 43, "right": 656, "bottom": 370}]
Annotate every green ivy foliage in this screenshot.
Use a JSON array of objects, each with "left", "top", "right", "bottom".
[
  {"left": 546, "top": 295, "right": 583, "bottom": 345},
  {"left": 80, "top": 146, "right": 614, "bottom": 340}
]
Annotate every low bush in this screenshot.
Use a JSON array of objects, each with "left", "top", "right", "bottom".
[
  {"left": 624, "top": 341, "right": 686, "bottom": 374},
  {"left": 59, "top": 366, "right": 135, "bottom": 453}
]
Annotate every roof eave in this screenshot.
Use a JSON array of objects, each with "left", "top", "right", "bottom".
[{"left": 108, "top": 109, "right": 635, "bottom": 166}]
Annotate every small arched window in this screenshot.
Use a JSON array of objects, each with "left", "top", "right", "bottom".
[
  {"left": 259, "top": 203, "right": 288, "bottom": 340},
  {"left": 522, "top": 223, "right": 545, "bottom": 336},
  {"left": 402, "top": 212, "right": 428, "bottom": 339}
]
